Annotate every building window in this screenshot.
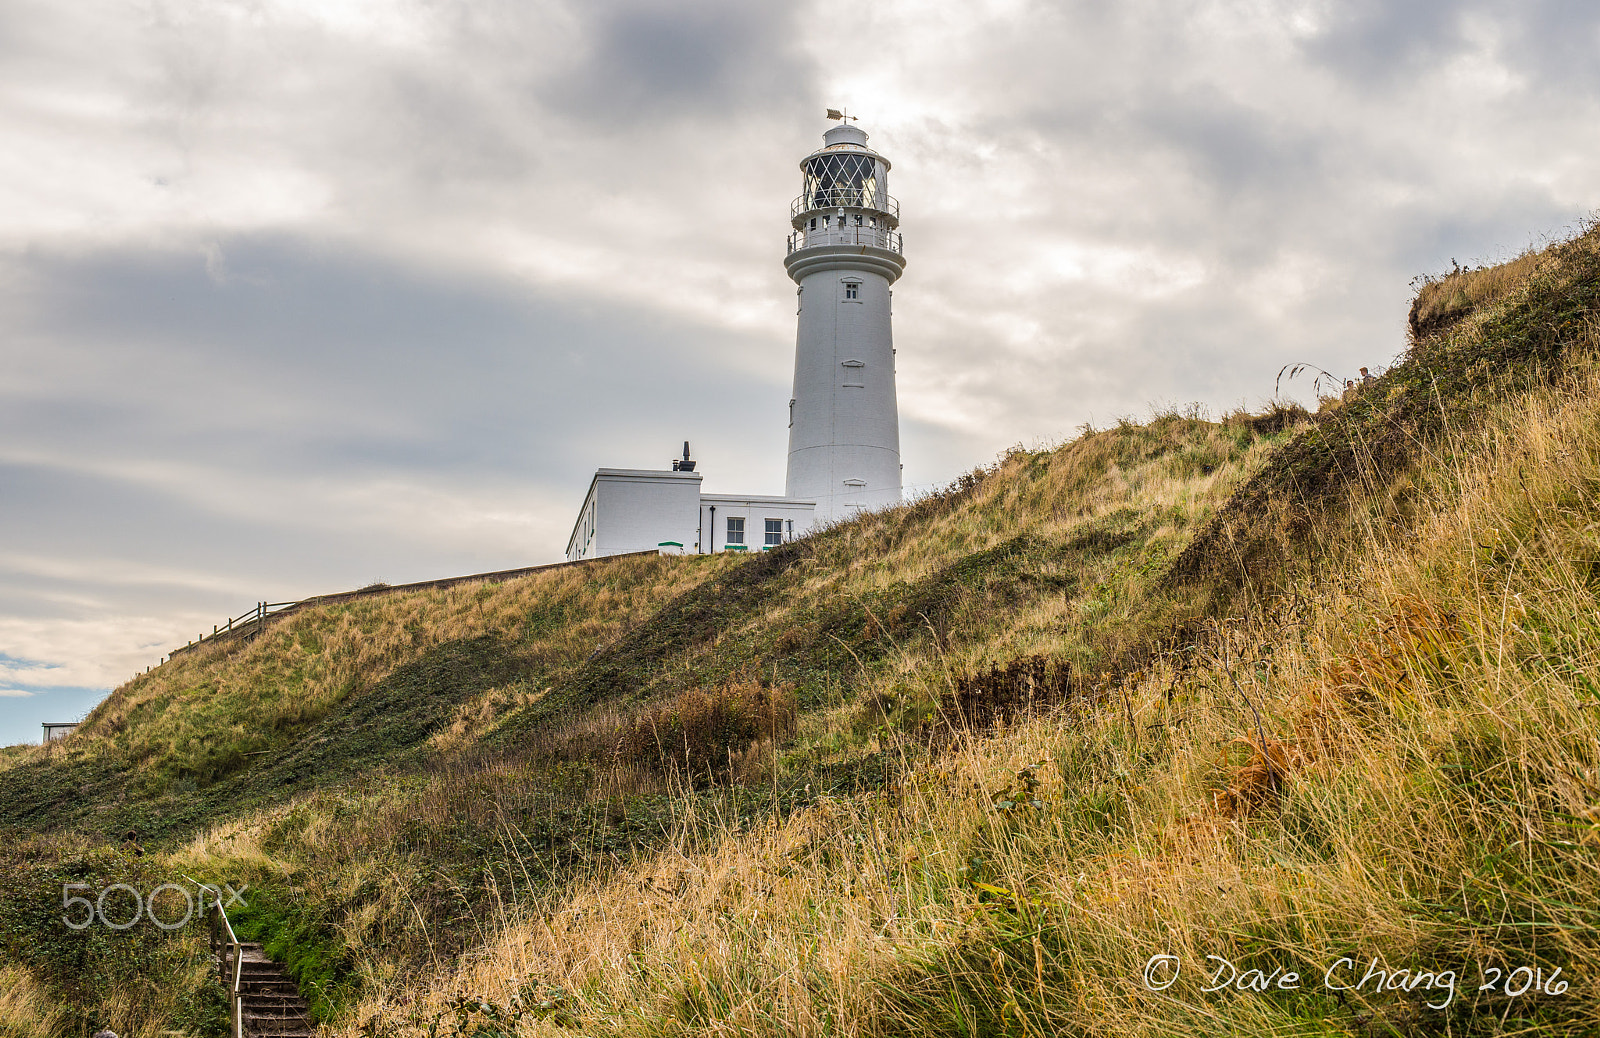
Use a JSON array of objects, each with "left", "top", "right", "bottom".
[
  {"left": 845, "top": 283, "right": 859, "bottom": 300},
  {"left": 726, "top": 516, "right": 745, "bottom": 545},
  {"left": 854, "top": 214, "right": 863, "bottom": 226},
  {"left": 765, "top": 519, "right": 783, "bottom": 546},
  {"left": 809, "top": 217, "right": 817, "bottom": 230}
]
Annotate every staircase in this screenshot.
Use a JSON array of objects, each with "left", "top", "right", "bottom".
[{"left": 233, "top": 943, "right": 315, "bottom": 1038}]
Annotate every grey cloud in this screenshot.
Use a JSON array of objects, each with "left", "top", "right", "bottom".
[
  {"left": 1303, "top": 0, "right": 1600, "bottom": 93},
  {"left": 3, "top": 237, "right": 785, "bottom": 483},
  {"left": 1494, "top": 0, "right": 1600, "bottom": 93},
  {"left": 547, "top": 0, "right": 814, "bottom": 125},
  {"left": 1299, "top": 0, "right": 1468, "bottom": 83},
  {"left": 1135, "top": 89, "right": 1330, "bottom": 211}
]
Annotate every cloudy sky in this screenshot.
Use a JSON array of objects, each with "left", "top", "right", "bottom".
[{"left": 3, "top": 0, "right": 1597, "bottom": 745}]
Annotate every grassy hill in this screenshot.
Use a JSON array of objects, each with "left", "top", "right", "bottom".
[{"left": 4, "top": 225, "right": 1600, "bottom": 1037}]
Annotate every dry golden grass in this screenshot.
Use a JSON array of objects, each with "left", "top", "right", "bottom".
[
  {"left": 0, "top": 965, "right": 65, "bottom": 1038},
  {"left": 1409, "top": 250, "right": 1550, "bottom": 339},
  {"left": 341, "top": 360, "right": 1600, "bottom": 1037}
]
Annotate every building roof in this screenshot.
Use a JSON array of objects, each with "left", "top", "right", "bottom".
[{"left": 700, "top": 493, "right": 816, "bottom": 506}]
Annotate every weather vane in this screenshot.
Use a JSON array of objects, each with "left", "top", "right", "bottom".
[{"left": 826, "top": 108, "right": 859, "bottom": 123}]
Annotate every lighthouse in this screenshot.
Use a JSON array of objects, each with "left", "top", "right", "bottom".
[
  {"left": 783, "top": 119, "right": 906, "bottom": 523},
  {"left": 567, "top": 116, "right": 920, "bottom": 559}
]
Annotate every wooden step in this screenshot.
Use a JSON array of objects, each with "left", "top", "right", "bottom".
[
  {"left": 239, "top": 971, "right": 297, "bottom": 985},
  {"left": 246, "top": 1021, "right": 312, "bottom": 1030},
  {"left": 243, "top": 1001, "right": 306, "bottom": 1013},
  {"left": 241, "top": 979, "right": 302, "bottom": 994},
  {"left": 244, "top": 1011, "right": 311, "bottom": 1026},
  {"left": 239, "top": 961, "right": 287, "bottom": 974},
  {"left": 246, "top": 1019, "right": 315, "bottom": 1036}
]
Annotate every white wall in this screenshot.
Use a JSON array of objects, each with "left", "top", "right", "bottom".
[
  {"left": 565, "top": 472, "right": 818, "bottom": 561},
  {"left": 785, "top": 262, "right": 903, "bottom": 522},
  {"left": 566, "top": 469, "right": 702, "bottom": 560},
  {"left": 700, "top": 493, "right": 815, "bottom": 553}
]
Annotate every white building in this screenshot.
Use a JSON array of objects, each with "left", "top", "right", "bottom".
[
  {"left": 566, "top": 465, "right": 704, "bottom": 560},
  {"left": 564, "top": 451, "right": 816, "bottom": 560},
  {"left": 565, "top": 117, "right": 906, "bottom": 560},
  {"left": 785, "top": 121, "right": 906, "bottom": 522}
]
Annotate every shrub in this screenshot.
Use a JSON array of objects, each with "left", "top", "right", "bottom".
[{"left": 615, "top": 679, "right": 797, "bottom": 781}]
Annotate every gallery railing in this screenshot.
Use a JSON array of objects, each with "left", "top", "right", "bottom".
[
  {"left": 787, "top": 227, "right": 904, "bottom": 254},
  {"left": 791, "top": 190, "right": 899, "bottom": 219}
]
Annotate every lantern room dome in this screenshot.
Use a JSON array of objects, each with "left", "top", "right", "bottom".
[{"left": 822, "top": 123, "right": 870, "bottom": 149}]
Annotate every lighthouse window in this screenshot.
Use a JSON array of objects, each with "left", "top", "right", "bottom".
[
  {"left": 845, "top": 283, "right": 859, "bottom": 300},
  {"left": 809, "top": 218, "right": 817, "bottom": 230},
  {"left": 803, "top": 153, "right": 883, "bottom": 210},
  {"left": 854, "top": 215, "right": 863, "bottom": 226},
  {"left": 726, "top": 516, "right": 745, "bottom": 545},
  {"left": 764, "top": 519, "right": 783, "bottom": 546}
]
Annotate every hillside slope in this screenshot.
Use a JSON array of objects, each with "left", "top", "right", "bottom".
[{"left": 4, "top": 225, "right": 1600, "bottom": 1037}]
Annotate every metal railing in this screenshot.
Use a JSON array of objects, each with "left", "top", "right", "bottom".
[
  {"left": 787, "top": 227, "right": 904, "bottom": 255},
  {"left": 193, "top": 878, "right": 246, "bottom": 1038},
  {"left": 791, "top": 190, "right": 899, "bottom": 219}
]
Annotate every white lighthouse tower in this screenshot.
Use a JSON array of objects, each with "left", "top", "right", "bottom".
[{"left": 784, "top": 119, "right": 906, "bottom": 523}]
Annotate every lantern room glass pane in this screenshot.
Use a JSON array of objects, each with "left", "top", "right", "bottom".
[{"left": 802, "top": 154, "right": 887, "bottom": 212}]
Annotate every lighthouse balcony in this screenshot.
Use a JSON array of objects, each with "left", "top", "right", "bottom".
[
  {"left": 791, "top": 190, "right": 899, "bottom": 220},
  {"left": 787, "top": 226, "right": 904, "bottom": 255}
]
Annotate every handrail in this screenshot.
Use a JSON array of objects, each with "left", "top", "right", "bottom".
[
  {"left": 792, "top": 190, "right": 899, "bottom": 219},
  {"left": 787, "top": 227, "right": 904, "bottom": 255},
  {"left": 187, "top": 876, "right": 245, "bottom": 1038}
]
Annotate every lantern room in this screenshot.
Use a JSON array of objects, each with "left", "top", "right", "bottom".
[{"left": 789, "top": 123, "right": 901, "bottom": 256}]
